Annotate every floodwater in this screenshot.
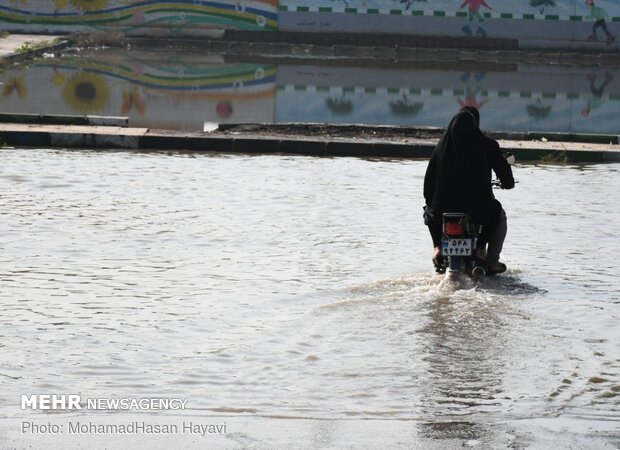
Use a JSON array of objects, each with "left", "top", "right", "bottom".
[
  {"left": 1, "top": 47, "right": 619, "bottom": 134},
  {"left": 0, "top": 149, "right": 618, "bottom": 448}
]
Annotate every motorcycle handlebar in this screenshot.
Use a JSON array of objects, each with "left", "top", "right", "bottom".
[
  {"left": 492, "top": 179, "right": 518, "bottom": 188},
  {"left": 492, "top": 153, "right": 517, "bottom": 189}
]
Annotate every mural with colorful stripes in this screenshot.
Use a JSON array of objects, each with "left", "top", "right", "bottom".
[
  {"left": 0, "top": 0, "right": 278, "bottom": 33},
  {"left": 2, "top": 51, "right": 618, "bottom": 134},
  {"left": 1, "top": 0, "right": 618, "bottom": 47},
  {"left": 0, "top": 51, "right": 277, "bottom": 129}
]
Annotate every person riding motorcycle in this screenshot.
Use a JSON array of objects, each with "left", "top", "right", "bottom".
[{"left": 423, "top": 106, "right": 514, "bottom": 274}]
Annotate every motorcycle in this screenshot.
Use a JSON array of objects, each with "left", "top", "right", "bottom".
[
  {"left": 434, "top": 153, "right": 516, "bottom": 280},
  {"left": 435, "top": 212, "right": 485, "bottom": 279}
]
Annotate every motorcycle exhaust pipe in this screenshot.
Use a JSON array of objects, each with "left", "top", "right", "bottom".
[{"left": 472, "top": 265, "right": 486, "bottom": 279}]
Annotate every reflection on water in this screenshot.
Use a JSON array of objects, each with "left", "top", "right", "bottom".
[
  {"left": 0, "top": 150, "right": 618, "bottom": 434},
  {"left": 2, "top": 51, "right": 277, "bottom": 130},
  {"left": 1, "top": 48, "right": 619, "bottom": 134}
]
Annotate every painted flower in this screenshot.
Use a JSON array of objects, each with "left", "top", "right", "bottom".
[
  {"left": 62, "top": 72, "right": 109, "bottom": 114},
  {"left": 216, "top": 100, "right": 233, "bottom": 119},
  {"left": 70, "top": 0, "right": 109, "bottom": 11},
  {"left": 121, "top": 90, "right": 145, "bottom": 115},
  {"left": 52, "top": 72, "right": 66, "bottom": 86},
  {"left": 3, "top": 76, "right": 27, "bottom": 99}
]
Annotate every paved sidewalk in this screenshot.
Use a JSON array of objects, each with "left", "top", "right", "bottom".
[{"left": 1, "top": 123, "right": 618, "bottom": 162}]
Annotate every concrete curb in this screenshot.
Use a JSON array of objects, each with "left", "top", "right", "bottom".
[
  {"left": 1, "top": 124, "right": 619, "bottom": 162},
  {"left": 0, "top": 124, "right": 145, "bottom": 149},
  {"left": 0, "top": 113, "right": 128, "bottom": 127}
]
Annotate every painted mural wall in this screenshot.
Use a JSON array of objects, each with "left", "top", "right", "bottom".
[
  {"left": 0, "top": 0, "right": 618, "bottom": 50},
  {"left": 0, "top": 0, "right": 278, "bottom": 34},
  {"left": 280, "top": 0, "right": 619, "bottom": 49},
  {"left": 281, "top": 0, "right": 620, "bottom": 22},
  {"left": 275, "top": 66, "right": 619, "bottom": 134},
  {"left": 0, "top": 50, "right": 276, "bottom": 130},
  {"left": 2, "top": 49, "right": 618, "bottom": 134}
]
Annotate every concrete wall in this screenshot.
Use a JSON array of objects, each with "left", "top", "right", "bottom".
[
  {"left": 0, "top": 0, "right": 278, "bottom": 34},
  {"left": 280, "top": 0, "right": 620, "bottom": 50},
  {"left": 0, "top": 0, "right": 618, "bottom": 49}
]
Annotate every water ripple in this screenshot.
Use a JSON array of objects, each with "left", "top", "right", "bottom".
[{"left": 0, "top": 150, "right": 618, "bottom": 426}]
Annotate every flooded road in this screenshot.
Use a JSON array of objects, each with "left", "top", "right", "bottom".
[{"left": 0, "top": 149, "right": 618, "bottom": 448}]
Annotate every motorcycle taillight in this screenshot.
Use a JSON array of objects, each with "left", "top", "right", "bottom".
[{"left": 445, "top": 222, "right": 464, "bottom": 236}]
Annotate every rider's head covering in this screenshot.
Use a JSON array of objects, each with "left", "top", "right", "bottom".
[
  {"left": 459, "top": 105, "right": 480, "bottom": 128},
  {"left": 434, "top": 107, "right": 485, "bottom": 169}
]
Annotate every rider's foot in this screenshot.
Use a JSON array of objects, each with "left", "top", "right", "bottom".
[
  {"left": 486, "top": 262, "right": 507, "bottom": 275},
  {"left": 433, "top": 246, "right": 441, "bottom": 259},
  {"left": 432, "top": 246, "right": 445, "bottom": 274},
  {"left": 475, "top": 247, "right": 488, "bottom": 269}
]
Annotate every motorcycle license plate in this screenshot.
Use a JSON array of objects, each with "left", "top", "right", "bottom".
[{"left": 442, "top": 238, "right": 474, "bottom": 256}]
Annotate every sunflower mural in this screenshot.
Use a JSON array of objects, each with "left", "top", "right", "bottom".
[
  {"left": 52, "top": 71, "right": 66, "bottom": 87},
  {"left": 62, "top": 72, "right": 110, "bottom": 114}
]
